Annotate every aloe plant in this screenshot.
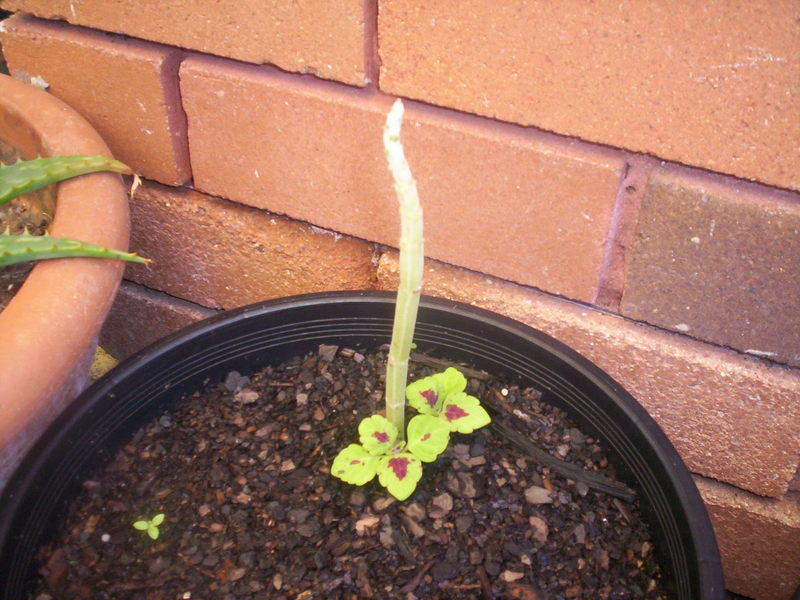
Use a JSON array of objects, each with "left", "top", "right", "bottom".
[
  {"left": 331, "top": 100, "right": 490, "bottom": 501},
  {"left": 0, "top": 155, "right": 148, "bottom": 267}
]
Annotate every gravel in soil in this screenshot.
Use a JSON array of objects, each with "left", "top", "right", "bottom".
[{"left": 31, "top": 345, "right": 667, "bottom": 600}]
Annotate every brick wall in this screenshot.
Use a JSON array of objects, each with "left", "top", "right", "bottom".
[{"left": 2, "top": 2, "right": 798, "bottom": 598}]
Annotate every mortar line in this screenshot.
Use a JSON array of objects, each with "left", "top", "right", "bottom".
[{"left": 363, "top": 0, "right": 381, "bottom": 89}]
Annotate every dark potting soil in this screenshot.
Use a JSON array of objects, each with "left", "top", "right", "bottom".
[
  {"left": 0, "top": 261, "right": 32, "bottom": 312},
  {"left": 31, "top": 345, "right": 667, "bottom": 600}
]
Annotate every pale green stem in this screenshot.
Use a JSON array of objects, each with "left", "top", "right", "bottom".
[{"left": 383, "top": 99, "right": 424, "bottom": 444}]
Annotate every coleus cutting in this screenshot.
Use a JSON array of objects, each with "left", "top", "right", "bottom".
[
  {"left": 330, "top": 99, "right": 491, "bottom": 501},
  {"left": 331, "top": 368, "right": 491, "bottom": 500}
]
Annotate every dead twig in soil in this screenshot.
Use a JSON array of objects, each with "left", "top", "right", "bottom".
[
  {"left": 399, "top": 559, "right": 435, "bottom": 594},
  {"left": 488, "top": 415, "right": 636, "bottom": 502},
  {"left": 410, "top": 351, "right": 487, "bottom": 381},
  {"left": 410, "top": 351, "right": 637, "bottom": 503},
  {"left": 476, "top": 564, "right": 492, "bottom": 599},
  {"left": 354, "top": 557, "right": 374, "bottom": 598}
]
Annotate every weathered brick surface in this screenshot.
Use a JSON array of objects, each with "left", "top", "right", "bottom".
[
  {"left": 0, "top": 14, "right": 190, "bottom": 185},
  {"left": 180, "top": 54, "right": 625, "bottom": 303},
  {"left": 791, "top": 466, "right": 800, "bottom": 492},
  {"left": 378, "top": 251, "right": 800, "bottom": 498},
  {"left": 621, "top": 166, "right": 800, "bottom": 368},
  {"left": 100, "top": 281, "right": 217, "bottom": 360},
  {"left": 124, "top": 180, "right": 377, "bottom": 310},
  {"left": 593, "top": 155, "right": 655, "bottom": 311},
  {"left": 4, "top": 0, "right": 367, "bottom": 86},
  {"left": 379, "top": 0, "right": 800, "bottom": 191},
  {"left": 696, "top": 477, "right": 800, "bottom": 600}
]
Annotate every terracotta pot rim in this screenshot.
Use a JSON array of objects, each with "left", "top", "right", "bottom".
[{"left": 0, "top": 73, "right": 130, "bottom": 483}]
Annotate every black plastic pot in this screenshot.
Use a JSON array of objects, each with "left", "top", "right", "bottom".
[{"left": 0, "top": 291, "right": 724, "bottom": 598}]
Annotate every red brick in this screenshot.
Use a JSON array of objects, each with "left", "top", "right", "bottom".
[
  {"left": 5, "top": 0, "right": 367, "bottom": 86},
  {"left": 378, "top": 251, "right": 800, "bottom": 498},
  {"left": 100, "top": 281, "right": 217, "bottom": 360},
  {"left": 124, "top": 180, "right": 377, "bottom": 310},
  {"left": 378, "top": 1, "right": 800, "bottom": 191},
  {"left": 0, "top": 14, "right": 189, "bottom": 185},
  {"left": 790, "top": 466, "right": 800, "bottom": 492},
  {"left": 593, "top": 155, "right": 655, "bottom": 311},
  {"left": 180, "top": 54, "right": 625, "bottom": 303},
  {"left": 696, "top": 477, "right": 800, "bottom": 600},
  {"left": 620, "top": 166, "right": 800, "bottom": 368}
]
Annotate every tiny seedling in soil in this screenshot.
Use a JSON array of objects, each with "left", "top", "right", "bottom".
[
  {"left": 331, "top": 99, "right": 491, "bottom": 500},
  {"left": 132, "top": 513, "right": 164, "bottom": 540}
]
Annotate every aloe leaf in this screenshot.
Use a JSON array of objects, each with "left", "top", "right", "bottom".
[
  {"left": 0, "top": 155, "right": 131, "bottom": 206},
  {"left": 0, "top": 231, "right": 148, "bottom": 267}
]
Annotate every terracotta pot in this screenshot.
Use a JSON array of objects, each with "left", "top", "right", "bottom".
[{"left": 0, "top": 74, "right": 130, "bottom": 490}]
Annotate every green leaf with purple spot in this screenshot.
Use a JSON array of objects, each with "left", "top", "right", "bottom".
[
  {"left": 406, "top": 367, "right": 467, "bottom": 416},
  {"left": 440, "top": 391, "right": 491, "bottom": 433},
  {"left": 358, "top": 414, "right": 398, "bottom": 455},
  {"left": 331, "top": 444, "right": 380, "bottom": 485},
  {"left": 405, "top": 375, "right": 442, "bottom": 415},
  {"left": 377, "top": 453, "right": 422, "bottom": 500},
  {"left": 406, "top": 414, "right": 450, "bottom": 462}
]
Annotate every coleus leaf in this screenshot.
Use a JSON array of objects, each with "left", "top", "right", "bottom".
[
  {"left": 406, "top": 375, "right": 441, "bottom": 415},
  {"left": 406, "top": 415, "right": 450, "bottom": 462},
  {"left": 406, "top": 367, "right": 467, "bottom": 416},
  {"left": 331, "top": 444, "right": 381, "bottom": 485},
  {"left": 358, "top": 414, "right": 398, "bottom": 455},
  {"left": 377, "top": 453, "right": 422, "bottom": 501},
  {"left": 440, "top": 391, "right": 492, "bottom": 433}
]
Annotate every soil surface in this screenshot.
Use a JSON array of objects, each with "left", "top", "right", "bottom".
[
  {"left": 0, "top": 261, "right": 32, "bottom": 311},
  {"left": 32, "top": 345, "right": 667, "bottom": 599}
]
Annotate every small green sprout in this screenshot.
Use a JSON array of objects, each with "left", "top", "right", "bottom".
[{"left": 132, "top": 513, "right": 165, "bottom": 540}]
